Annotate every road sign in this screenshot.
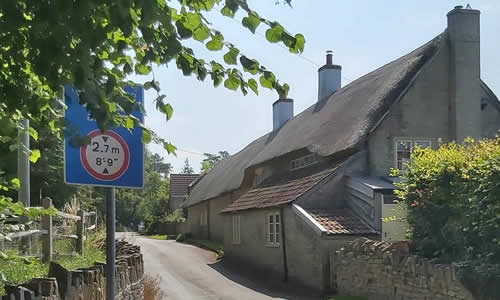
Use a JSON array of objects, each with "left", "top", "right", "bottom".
[{"left": 64, "top": 85, "right": 144, "bottom": 188}]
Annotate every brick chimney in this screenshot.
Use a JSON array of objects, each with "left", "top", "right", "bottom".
[
  {"left": 447, "top": 5, "right": 481, "bottom": 141},
  {"left": 318, "top": 51, "right": 342, "bottom": 101}
]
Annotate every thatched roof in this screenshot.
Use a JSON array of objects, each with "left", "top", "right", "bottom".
[{"left": 183, "top": 33, "right": 444, "bottom": 208}]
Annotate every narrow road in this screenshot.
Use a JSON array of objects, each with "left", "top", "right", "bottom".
[{"left": 119, "top": 233, "right": 319, "bottom": 300}]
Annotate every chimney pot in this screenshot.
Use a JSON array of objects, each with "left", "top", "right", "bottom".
[
  {"left": 318, "top": 50, "right": 342, "bottom": 101},
  {"left": 326, "top": 50, "right": 333, "bottom": 65}
]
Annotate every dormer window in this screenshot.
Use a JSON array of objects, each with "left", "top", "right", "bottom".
[{"left": 290, "top": 154, "right": 317, "bottom": 171}]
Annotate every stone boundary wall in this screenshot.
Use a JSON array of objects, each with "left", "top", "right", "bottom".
[
  {"left": 331, "top": 238, "right": 474, "bottom": 300},
  {"left": 2, "top": 241, "right": 143, "bottom": 300}
]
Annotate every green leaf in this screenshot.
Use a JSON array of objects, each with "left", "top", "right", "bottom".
[
  {"left": 125, "top": 117, "right": 134, "bottom": 129},
  {"left": 265, "top": 23, "right": 284, "bottom": 43},
  {"left": 185, "top": 13, "right": 201, "bottom": 30},
  {"left": 260, "top": 72, "right": 276, "bottom": 89},
  {"left": 163, "top": 103, "right": 173, "bottom": 120},
  {"left": 294, "top": 34, "right": 305, "bottom": 54},
  {"left": 193, "top": 26, "right": 210, "bottom": 42},
  {"left": 144, "top": 81, "right": 153, "bottom": 90},
  {"left": 48, "top": 120, "right": 56, "bottom": 132},
  {"left": 239, "top": 56, "right": 259, "bottom": 75},
  {"left": 223, "top": 48, "right": 239, "bottom": 65},
  {"left": 221, "top": 5, "right": 235, "bottom": 17},
  {"left": 29, "top": 149, "right": 41, "bottom": 163},
  {"left": 242, "top": 12, "right": 261, "bottom": 34},
  {"left": 224, "top": 74, "right": 240, "bottom": 91},
  {"left": 135, "top": 63, "right": 150, "bottom": 75},
  {"left": 10, "top": 178, "right": 20, "bottom": 190},
  {"left": 248, "top": 78, "right": 258, "bottom": 95},
  {"left": 206, "top": 39, "right": 223, "bottom": 51},
  {"left": 163, "top": 142, "right": 177, "bottom": 155},
  {"left": 0, "top": 251, "right": 7, "bottom": 260},
  {"left": 28, "top": 127, "right": 38, "bottom": 141},
  {"left": 175, "top": 20, "right": 192, "bottom": 39},
  {"left": 142, "top": 129, "right": 152, "bottom": 144}
]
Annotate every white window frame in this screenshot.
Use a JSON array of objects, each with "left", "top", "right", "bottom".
[
  {"left": 267, "top": 212, "right": 281, "bottom": 247},
  {"left": 232, "top": 215, "right": 241, "bottom": 244},
  {"left": 200, "top": 209, "right": 208, "bottom": 226},
  {"left": 290, "top": 154, "right": 317, "bottom": 171},
  {"left": 394, "top": 138, "right": 432, "bottom": 171}
]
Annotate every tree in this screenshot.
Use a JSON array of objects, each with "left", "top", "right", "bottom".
[
  {"left": 201, "top": 150, "right": 229, "bottom": 171},
  {"left": 150, "top": 153, "right": 172, "bottom": 176},
  {"left": 181, "top": 158, "right": 195, "bottom": 174},
  {"left": 0, "top": 0, "right": 303, "bottom": 228},
  {"left": 115, "top": 151, "right": 170, "bottom": 230}
]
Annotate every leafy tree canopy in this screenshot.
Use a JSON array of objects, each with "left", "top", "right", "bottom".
[
  {"left": 181, "top": 158, "right": 195, "bottom": 174},
  {"left": 0, "top": 0, "right": 303, "bottom": 153},
  {"left": 0, "top": 0, "right": 303, "bottom": 223},
  {"left": 201, "top": 150, "right": 229, "bottom": 171}
]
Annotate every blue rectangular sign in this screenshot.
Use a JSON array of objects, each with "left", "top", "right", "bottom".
[{"left": 64, "top": 85, "right": 144, "bottom": 188}]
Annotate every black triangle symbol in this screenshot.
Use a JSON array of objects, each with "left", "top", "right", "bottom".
[
  {"left": 103, "top": 168, "right": 109, "bottom": 174},
  {"left": 102, "top": 136, "right": 108, "bottom": 142}
]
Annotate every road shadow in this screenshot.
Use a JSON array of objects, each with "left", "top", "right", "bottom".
[{"left": 207, "top": 258, "right": 323, "bottom": 300}]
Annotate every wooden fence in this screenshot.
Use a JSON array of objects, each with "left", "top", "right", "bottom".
[{"left": 0, "top": 197, "right": 97, "bottom": 262}]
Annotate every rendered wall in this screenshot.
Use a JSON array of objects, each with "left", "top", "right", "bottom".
[{"left": 368, "top": 40, "right": 450, "bottom": 177}]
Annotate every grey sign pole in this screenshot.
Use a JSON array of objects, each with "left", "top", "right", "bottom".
[
  {"left": 106, "top": 187, "right": 116, "bottom": 299},
  {"left": 17, "top": 119, "right": 30, "bottom": 207}
]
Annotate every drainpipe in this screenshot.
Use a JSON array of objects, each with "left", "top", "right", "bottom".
[
  {"left": 207, "top": 201, "right": 211, "bottom": 240},
  {"left": 280, "top": 206, "right": 288, "bottom": 282}
]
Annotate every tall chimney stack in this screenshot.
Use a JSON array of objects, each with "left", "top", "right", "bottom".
[
  {"left": 447, "top": 5, "right": 481, "bottom": 142},
  {"left": 272, "top": 98, "right": 293, "bottom": 131},
  {"left": 318, "top": 51, "right": 342, "bottom": 101}
]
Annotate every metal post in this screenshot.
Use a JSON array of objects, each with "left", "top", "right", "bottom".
[
  {"left": 106, "top": 187, "right": 116, "bottom": 300},
  {"left": 18, "top": 119, "right": 30, "bottom": 253},
  {"left": 18, "top": 119, "right": 30, "bottom": 207}
]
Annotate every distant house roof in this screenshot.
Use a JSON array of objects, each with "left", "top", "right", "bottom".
[
  {"left": 221, "top": 165, "right": 338, "bottom": 213},
  {"left": 305, "top": 208, "right": 378, "bottom": 235},
  {"left": 170, "top": 174, "right": 199, "bottom": 197},
  {"left": 185, "top": 32, "right": 444, "bottom": 208}
]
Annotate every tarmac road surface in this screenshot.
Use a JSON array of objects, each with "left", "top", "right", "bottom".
[{"left": 118, "top": 233, "right": 320, "bottom": 300}]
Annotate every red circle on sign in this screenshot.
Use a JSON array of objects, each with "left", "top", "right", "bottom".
[{"left": 80, "top": 130, "right": 130, "bottom": 181}]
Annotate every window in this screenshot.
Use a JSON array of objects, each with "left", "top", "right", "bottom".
[
  {"left": 232, "top": 215, "right": 241, "bottom": 244},
  {"left": 200, "top": 210, "right": 207, "bottom": 226},
  {"left": 290, "top": 154, "right": 317, "bottom": 171},
  {"left": 395, "top": 139, "right": 432, "bottom": 171},
  {"left": 267, "top": 213, "right": 280, "bottom": 246}
]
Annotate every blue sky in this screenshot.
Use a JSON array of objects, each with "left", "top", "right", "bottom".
[{"left": 133, "top": 1, "right": 500, "bottom": 173}]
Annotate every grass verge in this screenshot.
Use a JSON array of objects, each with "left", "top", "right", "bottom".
[
  {"left": 185, "top": 239, "right": 224, "bottom": 258},
  {"left": 147, "top": 235, "right": 168, "bottom": 240},
  {"left": 1, "top": 229, "right": 105, "bottom": 296}
]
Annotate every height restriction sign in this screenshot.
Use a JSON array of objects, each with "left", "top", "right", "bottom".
[{"left": 64, "top": 85, "right": 144, "bottom": 188}]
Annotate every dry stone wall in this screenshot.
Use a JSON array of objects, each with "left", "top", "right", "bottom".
[
  {"left": 331, "top": 238, "right": 474, "bottom": 300},
  {"left": 2, "top": 241, "right": 143, "bottom": 300}
]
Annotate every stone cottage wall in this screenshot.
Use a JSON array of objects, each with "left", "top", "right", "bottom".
[
  {"left": 2, "top": 241, "right": 144, "bottom": 300},
  {"left": 331, "top": 238, "right": 474, "bottom": 300}
]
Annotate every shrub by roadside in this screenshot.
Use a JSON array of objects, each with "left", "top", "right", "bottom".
[{"left": 393, "top": 138, "right": 500, "bottom": 299}]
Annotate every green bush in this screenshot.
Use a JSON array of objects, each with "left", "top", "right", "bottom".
[
  {"left": 175, "top": 233, "right": 191, "bottom": 242},
  {"left": 394, "top": 138, "right": 500, "bottom": 298}
]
